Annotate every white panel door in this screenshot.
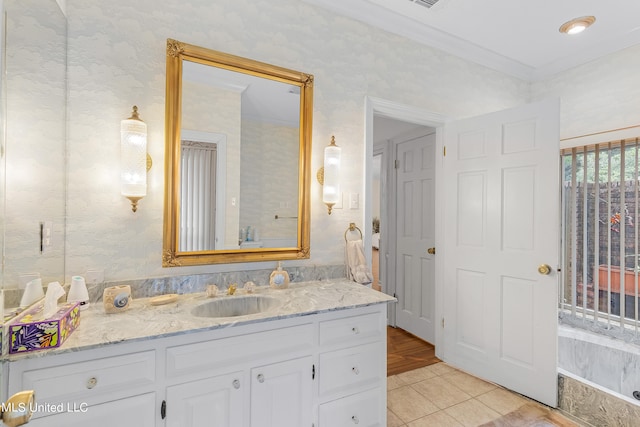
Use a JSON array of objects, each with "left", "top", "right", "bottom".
[
  {"left": 250, "top": 356, "right": 313, "bottom": 427},
  {"left": 442, "top": 99, "right": 559, "bottom": 406},
  {"left": 395, "top": 133, "right": 436, "bottom": 344},
  {"left": 166, "top": 371, "right": 245, "bottom": 427}
]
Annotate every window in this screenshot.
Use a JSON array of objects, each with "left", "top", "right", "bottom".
[
  {"left": 180, "top": 140, "right": 218, "bottom": 251},
  {"left": 561, "top": 137, "right": 640, "bottom": 339}
]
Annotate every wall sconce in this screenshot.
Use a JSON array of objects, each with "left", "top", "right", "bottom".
[
  {"left": 317, "top": 135, "right": 341, "bottom": 214},
  {"left": 121, "top": 105, "right": 150, "bottom": 212}
]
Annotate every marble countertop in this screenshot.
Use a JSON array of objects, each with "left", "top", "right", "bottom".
[{"left": 3, "top": 279, "right": 395, "bottom": 361}]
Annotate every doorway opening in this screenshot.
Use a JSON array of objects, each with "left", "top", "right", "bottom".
[{"left": 365, "top": 96, "right": 448, "bottom": 353}]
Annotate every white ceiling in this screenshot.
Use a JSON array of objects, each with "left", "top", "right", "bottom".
[{"left": 304, "top": 0, "right": 640, "bottom": 81}]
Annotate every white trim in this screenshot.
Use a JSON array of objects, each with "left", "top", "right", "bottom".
[
  {"left": 364, "top": 96, "right": 450, "bottom": 350},
  {"left": 181, "top": 129, "right": 227, "bottom": 250}
]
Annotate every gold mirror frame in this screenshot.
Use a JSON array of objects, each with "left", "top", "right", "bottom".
[{"left": 163, "top": 39, "right": 313, "bottom": 266}]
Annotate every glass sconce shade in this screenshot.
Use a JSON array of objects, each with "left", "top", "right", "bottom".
[
  {"left": 121, "top": 106, "right": 147, "bottom": 212},
  {"left": 322, "top": 136, "right": 341, "bottom": 214}
]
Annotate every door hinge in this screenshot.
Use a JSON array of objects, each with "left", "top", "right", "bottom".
[
  {"left": 312, "top": 364, "right": 316, "bottom": 380},
  {"left": 393, "top": 293, "right": 397, "bottom": 299},
  {"left": 394, "top": 159, "right": 400, "bottom": 169},
  {"left": 443, "top": 146, "right": 447, "bottom": 156},
  {"left": 441, "top": 318, "right": 445, "bottom": 328},
  {"left": 161, "top": 400, "right": 167, "bottom": 419}
]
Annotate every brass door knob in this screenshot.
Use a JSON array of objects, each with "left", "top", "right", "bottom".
[
  {"left": 538, "top": 264, "right": 551, "bottom": 275},
  {"left": 427, "top": 247, "right": 436, "bottom": 255}
]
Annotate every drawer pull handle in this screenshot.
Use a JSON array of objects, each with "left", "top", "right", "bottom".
[
  {"left": 232, "top": 379, "right": 241, "bottom": 389},
  {"left": 352, "top": 367, "right": 360, "bottom": 375},
  {"left": 352, "top": 415, "right": 359, "bottom": 424},
  {"left": 87, "top": 377, "right": 98, "bottom": 389},
  {"left": 257, "top": 373, "right": 265, "bottom": 383},
  {"left": 352, "top": 327, "right": 360, "bottom": 334}
]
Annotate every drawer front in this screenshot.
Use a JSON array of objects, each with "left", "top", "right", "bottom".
[
  {"left": 166, "top": 323, "right": 314, "bottom": 378},
  {"left": 319, "top": 388, "right": 384, "bottom": 427},
  {"left": 319, "top": 342, "right": 383, "bottom": 398},
  {"left": 28, "top": 392, "right": 156, "bottom": 426},
  {"left": 319, "top": 312, "right": 383, "bottom": 348},
  {"left": 20, "top": 350, "right": 155, "bottom": 406}
]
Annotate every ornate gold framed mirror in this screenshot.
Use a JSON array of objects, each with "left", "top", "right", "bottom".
[{"left": 163, "top": 39, "right": 313, "bottom": 266}]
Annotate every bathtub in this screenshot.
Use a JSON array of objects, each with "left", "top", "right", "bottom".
[{"left": 558, "top": 324, "right": 640, "bottom": 425}]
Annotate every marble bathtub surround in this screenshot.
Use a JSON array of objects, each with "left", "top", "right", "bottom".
[
  {"left": 558, "top": 374, "right": 640, "bottom": 427},
  {"left": 387, "top": 363, "right": 583, "bottom": 427},
  {"left": 2, "top": 279, "right": 394, "bottom": 360}
]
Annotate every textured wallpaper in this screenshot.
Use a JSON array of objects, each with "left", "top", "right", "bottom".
[
  {"left": 3, "top": 0, "right": 66, "bottom": 286},
  {"left": 182, "top": 81, "right": 242, "bottom": 249},
  {"left": 240, "top": 119, "right": 299, "bottom": 244},
  {"left": 62, "top": 0, "right": 530, "bottom": 282},
  {"left": 531, "top": 44, "right": 640, "bottom": 141}
]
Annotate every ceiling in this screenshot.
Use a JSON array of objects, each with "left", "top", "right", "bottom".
[{"left": 304, "top": 0, "right": 640, "bottom": 81}]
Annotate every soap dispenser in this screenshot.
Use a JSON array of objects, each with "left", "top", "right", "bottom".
[{"left": 269, "top": 262, "right": 290, "bottom": 290}]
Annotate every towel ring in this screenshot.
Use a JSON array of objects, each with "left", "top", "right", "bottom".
[{"left": 344, "top": 223, "right": 363, "bottom": 242}]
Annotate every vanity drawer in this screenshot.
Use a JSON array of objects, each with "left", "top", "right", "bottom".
[
  {"left": 319, "top": 312, "right": 384, "bottom": 348},
  {"left": 166, "top": 323, "right": 314, "bottom": 379},
  {"left": 18, "top": 350, "right": 156, "bottom": 406},
  {"left": 319, "top": 341, "right": 384, "bottom": 398},
  {"left": 319, "top": 388, "right": 384, "bottom": 427}
]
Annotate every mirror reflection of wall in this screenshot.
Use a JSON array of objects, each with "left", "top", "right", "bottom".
[
  {"left": 3, "top": 0, "right": 66, "bottom": 297},
  {"left": 180, "top": 58, "right": 300, "bottom": 252}
]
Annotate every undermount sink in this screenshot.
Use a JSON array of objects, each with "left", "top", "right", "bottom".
[{"left": 191, "top": 295, "right": 281, "bottom": 318}]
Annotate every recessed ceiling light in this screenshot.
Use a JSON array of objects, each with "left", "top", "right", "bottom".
[{"left": 559, "top": 16, "right": 596, "bottom": 35}]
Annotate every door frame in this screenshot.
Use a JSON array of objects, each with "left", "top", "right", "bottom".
[{"left": 364, "top": 96, "right": 449, "bottom": 354}]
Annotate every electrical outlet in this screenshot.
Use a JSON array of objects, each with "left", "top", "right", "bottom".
[{"left": 85, "top": 269, "right": 105, "bottom": 285}]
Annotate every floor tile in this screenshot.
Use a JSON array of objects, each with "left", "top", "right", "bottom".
[
  {"left": 443, "top": 370, "right": 498, "bottom": 397},
  {"left": 428, "top": 362, "right": 457, "bottom": 376},
  {"left": 408, "top": 411, "right": 465, "bottom": 427},
  {"left": 396, "top": 364, "right": 439, "bottom": 384},
  {"left": 388, "top": 374, "right": 408, "bottom": 391},
  {"left": 411, "top": 375, "right": 473, "bottom": 409},
  {"left": 388, "top": 385, "right": 440, "bottom": 423},
  {"left": 444, "top": 399, "right": 502, "bottom": 427},
  {"left": 478, "top": 403, "right": 581, "bottom": 426},
  {"left": 387, "top": 408, "right": 406, "bottom": 427},
  {"left": 476, "top": 387, "right": 528, "bottom": 415}
]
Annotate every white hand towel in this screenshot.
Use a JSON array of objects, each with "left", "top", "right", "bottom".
[{"left": 345, "top": 239, "right": 373, "bottom": 285}]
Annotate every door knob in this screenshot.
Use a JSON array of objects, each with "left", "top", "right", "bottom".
[
  {"left": 427, "top": 247, "right": 436, "bottom": 255},
  {"left": 538, "top": 264, "right": 551, "bottom": 275}
]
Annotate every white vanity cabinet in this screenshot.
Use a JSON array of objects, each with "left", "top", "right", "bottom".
[
  {"left": 250, "top": 356, "right": 314, "bottom": 427},
  {"left": 4, "top": 348, "right": 157, "bottom": 426},
  {"left": 317, "top": 311, "right": 387, "bottom": 426},
  {"left": 166, "top": 370, "right": 245, "bottom": 426},
  {"left": 2, "top": 303, "right": 387, "bottom": 427}
]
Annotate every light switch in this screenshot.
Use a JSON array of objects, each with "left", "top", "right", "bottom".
[{"left": 349, "top": 193, "right": 359, "bottom": 209}]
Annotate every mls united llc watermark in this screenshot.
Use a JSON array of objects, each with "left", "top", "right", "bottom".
[{"left": 1, "top": 401, "right": 89, "bottom": 414}]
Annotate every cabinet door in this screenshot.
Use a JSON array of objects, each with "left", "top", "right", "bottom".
[
  {"left": 166, "top": 370, "right": 245, "bottom": 427},
  {"left": 250, "top": 356, "right": 313, "bottom": 427},
  {"left": 26, "top": 392, "right": 155, "bottom": 427}
]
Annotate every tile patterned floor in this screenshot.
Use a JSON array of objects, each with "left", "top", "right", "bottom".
[{"left": 387, "top": 363, "right": 585, "bottom": 427}]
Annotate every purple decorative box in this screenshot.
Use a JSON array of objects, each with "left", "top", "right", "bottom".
[{"left": 9, "top": 302, "right": 80, "bottom": 354}]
